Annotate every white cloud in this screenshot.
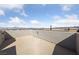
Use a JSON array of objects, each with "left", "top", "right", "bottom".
[
  {"left": 30, "top": 20, "right": 40, "bottom": 25},
  {"left": 8, "top": 17, "right": 27, "bottom": 27},
  {"left": 30, "top": 20, "right": 42, "bottom": 28},
  {"left": 0, "top": 4, "right": 29, "bottom": 17},
  {"left": 61, "top": 4, "right": 73, "bottom": 11},
  {"left": 65, "top": 14, "right": 78, "bottom": 19},
  {"left": 0, "top": 17, "right": 28, "bottom": 28},
  {"left": 0, "top": 22, "right": 6, "bottom": 27},
  {"left": 52, "top": 14, "right": 79, "bottom": 27},
  {"left": 0, "top": 19, "right": 41, "bottom": 28},
  {"left": 0, "top": 4, "right": 25, "bottom": 16},
  {"left": 0, "top": 4, "right": 24, "bottom": 10},
  {"left": 0, "top": 9, "right": 5, "bottom": 16},
  {"left": 52, "top": 19, "right": 79, "bottom": 27}
]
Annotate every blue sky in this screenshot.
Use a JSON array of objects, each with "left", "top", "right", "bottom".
[{"left": 0, "top": 4, "right": 79, "bottom": 28}]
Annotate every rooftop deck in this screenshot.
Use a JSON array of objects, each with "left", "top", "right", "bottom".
[{"left": 0, "top": 29, "right": 78, "bottom": 55}]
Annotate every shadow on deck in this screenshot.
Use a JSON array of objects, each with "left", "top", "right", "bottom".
[
  {"left": 0, "top": 31, "right": 16, "bottom": 55},
  {"left": 52, "top": 33, "right": 77, "bottom": 55}
]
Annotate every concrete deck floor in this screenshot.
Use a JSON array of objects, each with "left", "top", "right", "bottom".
[
  {"left": 1, "top": 30, "right": 56, "bottom": 55},
  {"left": 0, "top": 30, "right": 76, "bottom": 55}
]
